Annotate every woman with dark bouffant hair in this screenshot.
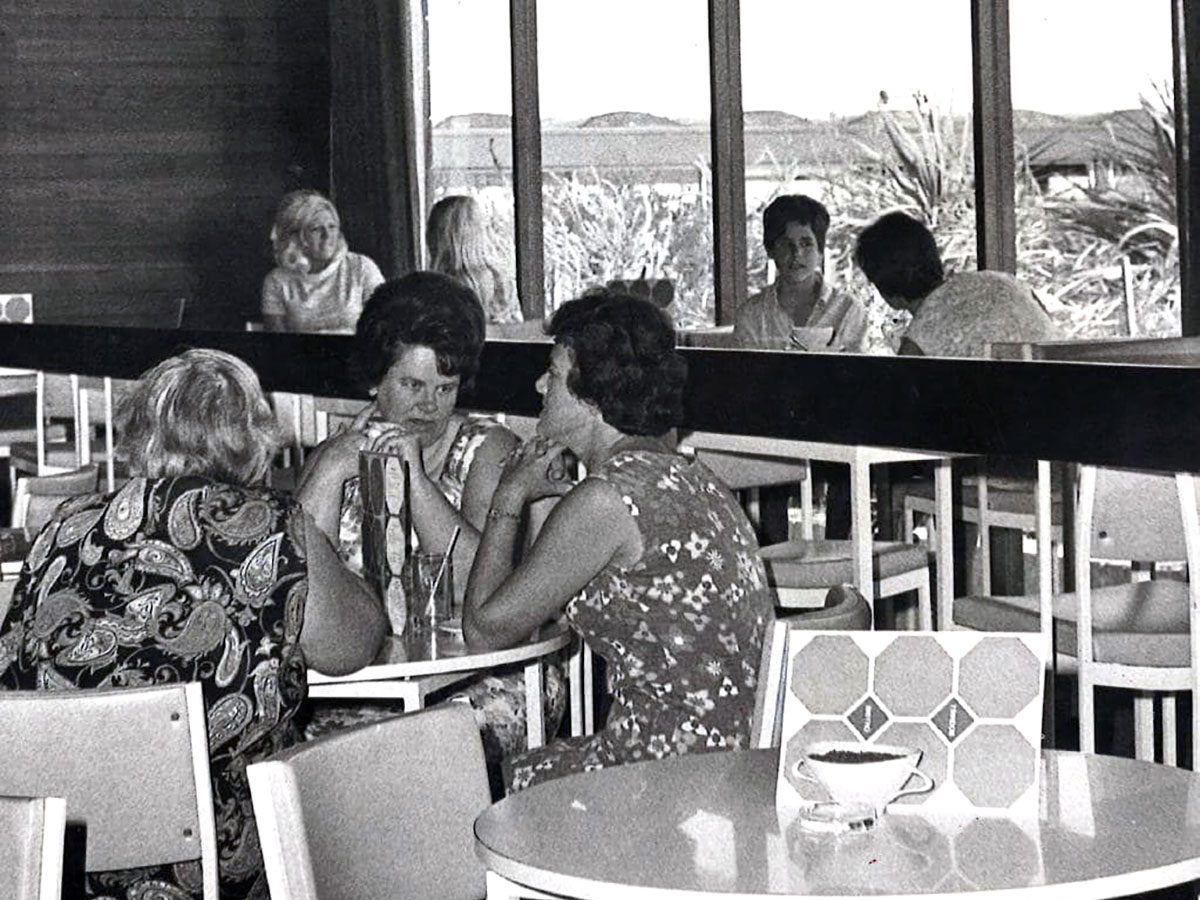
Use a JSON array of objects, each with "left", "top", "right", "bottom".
[{"left": 464, "top": 290, "right": 774, "bottom": 792}]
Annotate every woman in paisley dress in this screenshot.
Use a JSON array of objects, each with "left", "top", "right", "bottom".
[
  {"left": 297, "top": 271, "right": 564, "bottom": 766},
  {"left": 464, "top": 290, "right": 775, "bottom": 791},
  {"left": 0, "top": 349, "right": 387, "bottom": 900}
]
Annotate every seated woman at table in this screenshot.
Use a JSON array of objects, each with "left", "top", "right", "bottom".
[
  {"left": 0, "top": 348, "right": 387, "bottom": 900},
  {"left": 734, "top": 194, "right": 868, "bottom": 352},
  {"left": 427, "top": 194, "right": 523, "bottom": 326},
  {"left": 261, "top": 188, "right": 386, "bottom": 334},
  {"left": 297, "top": 271, "right": 564, "bottom": 760},
  {"left": 854, "top": 211, "right": 1058, "bottom": 357},
  {"left": 464, "top": 290, "right": 775, "bottom": 792}
]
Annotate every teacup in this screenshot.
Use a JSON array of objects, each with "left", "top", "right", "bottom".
[{"left": 794, "top": 740, "right": 934, "bottom": 815}]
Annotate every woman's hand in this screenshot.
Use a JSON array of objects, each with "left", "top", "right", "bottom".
[
  {"left": 362, "top": 419, "right": 424, "bottom": 472},
  {"left": 494, "top": 436, "right": 576, "bottom": 509}
]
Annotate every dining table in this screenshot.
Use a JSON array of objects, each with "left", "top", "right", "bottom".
[
  {"left": 679, "top": 431, "right": 959, "bottom": 623},
  {"left": 306, "top": 621, "right": 590, "bottom": 748},
  {"left": 476, "top": 748, "right": 1200, "bottom": 899}
]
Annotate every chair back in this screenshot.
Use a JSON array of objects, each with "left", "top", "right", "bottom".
[
  {"left": 0, "top": 795, "right": 65, "bottom": 900},
  {"left": 0, "top": 683, "right": 217, "bottom": 900},
  {"left": 750, "top": 586, "right": 871, "bottom": 748},
  {"left": 1086, "top": 467, "right": 1189, "bottom": 563},
  {"left": 248, "top": 704, "right": 490, "bottom": 900},
  {"left": 11, "top": 465, "right": 102, "bottom": 531}
]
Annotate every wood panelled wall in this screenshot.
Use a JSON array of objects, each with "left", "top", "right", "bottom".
[{"left": 0, "top": 0, "right": 329, "bottom": 330}]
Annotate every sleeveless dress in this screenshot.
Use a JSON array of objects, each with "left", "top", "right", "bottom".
[
  {"left": 508, "top": 447, "right": 774, "bottom": 791},
  {"left": 0, "top": 476, "right": 309, "bottom": 900},
  {"left": 304, "top": 415, "right": 566, "bottom": 765}
]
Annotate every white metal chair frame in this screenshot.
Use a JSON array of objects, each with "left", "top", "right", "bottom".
[
  {"left": 8, "top": 373, "right": 117, "bottom": 493},
  {"left": 0, "top": 794, "right": 66, "bottom": 900}
]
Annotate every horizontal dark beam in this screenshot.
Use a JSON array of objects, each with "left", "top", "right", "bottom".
[{"left": 1, "top": 325, "right": 1197, "bottom": 472}]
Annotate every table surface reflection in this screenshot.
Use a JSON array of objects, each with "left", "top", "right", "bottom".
[
  {"left": 307, "top": 622, "right": 571, "bottom": 684},
  {"left": 475, "top": 749, "right": 1200, "bottom": 899}
]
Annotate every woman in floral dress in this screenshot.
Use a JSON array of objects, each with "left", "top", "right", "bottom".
[
  {"left": 464, "top": 290, "right": 775, "bottom": 791},
  {"left": 297, "top": 272, "right": 564, "bottom": 764},
  {"left": 0, "top": 349, "right": 386, "bottom": 900}
]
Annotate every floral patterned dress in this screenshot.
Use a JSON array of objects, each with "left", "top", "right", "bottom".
[
  {"left": 508, "top": 447, "right": 774, "bottom": 791},
  {"left": 0, "top": 476, "right": 310, "bottom": 900},
  {"left": 305, "top": 415, "right": 566, "bottom": 764}
]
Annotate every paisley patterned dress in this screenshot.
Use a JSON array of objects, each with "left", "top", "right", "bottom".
[
  {"left": 305, "top": 415, "right": 566, "bottom": 766},
  {"left": 0, "top": 476, "right": 309, "bottom": 900},
  {"left": 508, "top": 448, "right": 774, "bottom": 792}
]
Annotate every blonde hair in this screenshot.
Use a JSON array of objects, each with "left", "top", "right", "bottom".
[
  {"left": 426, "top": 195, "right": 500, "bottom": 307},
  {"left": 269, "top": 189, "right": 345, "bottom": 270},
  {"left": 116, "top": 349, "right": 281, "bottom": 485}
]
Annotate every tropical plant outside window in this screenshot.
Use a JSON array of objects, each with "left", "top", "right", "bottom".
[{"left": 427, "top": 1, "right": 1178, "bottom": 349}]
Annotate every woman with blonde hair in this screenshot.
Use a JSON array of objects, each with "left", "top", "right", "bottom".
[
  {"left": 427, "top": 194, "right": 522, "bottom": 324},
  {"left": 262, "top": 189, "right": 386, "bottom": 333},
  {"left": 0, "top": 348, "right": 387, "bottom": 899}
]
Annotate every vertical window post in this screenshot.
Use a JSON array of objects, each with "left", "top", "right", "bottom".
[
  {"left": 971, "top": 0, "right": 1016, "bottom": 273},
  {"left": 510, "top": 0, "right": 545, "bottom": 321},
  {"left": 709, "top": 0, "right": 747, "bottom": 324},
  {"left": 1175, "top": 0, "right": 1199, "bottom": 336}
]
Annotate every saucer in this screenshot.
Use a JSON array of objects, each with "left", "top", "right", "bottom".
[{"left": 795, "top": 802, "right": 876, "bottom": 835}]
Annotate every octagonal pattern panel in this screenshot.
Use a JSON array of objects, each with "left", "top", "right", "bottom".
[
  {"left": 776, "top": 631, "right": 1044, "bottom": 817},
  {"left": 960, "top": 637, "right": 1042, "bottom": 718},
  {"left": 954, "top": 818, "right": 1041, "bottom": 888},
  {"left": 875, "top": 636, "right": 954, "bottom": 716},
  {"left": 955, "top": 724, "right": 1038, "bottom": 809},
  {"left": 789, "top": 634, "right": 869, "bottom": 715}
]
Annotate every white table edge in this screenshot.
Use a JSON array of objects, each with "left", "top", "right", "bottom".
[{"left": 307, "top": 627, "right": 571, "bottom": 684}]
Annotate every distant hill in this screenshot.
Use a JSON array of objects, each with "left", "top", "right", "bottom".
[
  {"left": 744, "top": 109, "right": 810, "bottom": 129},
  {"left": 434, "top": 112, "right": 512, "bottom": 129},
  {"left": 580, "top": 111, "right": 683, "bottom": 128}
]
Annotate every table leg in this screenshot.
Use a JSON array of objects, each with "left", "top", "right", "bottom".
[
  {"left": 524, "top": 661, "right": 546, "bottom": 749},
  {"left": 850, "top": 462, "right": 873, "bottom": 623},
  {"left": 568, "top": 641, "right": 584, "bottom": 737},
  {"left": 935, "top": 458, "right": 954, "bottom": 629}
]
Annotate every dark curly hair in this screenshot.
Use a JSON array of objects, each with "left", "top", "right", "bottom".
[
  {"left": 352, "top": 271, "right": 486, "bottom": 390},
  {"left": 547, "top": 290, "right": 686, "bottom": 436},
  {"left": 854, "top": 211, "right": 945, "bottom": 302},
  {"left": 763, "top": 194, "right": 831, "bottom": 254}
]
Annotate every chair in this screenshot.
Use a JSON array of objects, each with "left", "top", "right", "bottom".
[
  {"left": 0, "top": 682, "right": 218, "bottom": 900},
  {"left": 11, "top": 464, "right": 101, "bottom": 531},
  {"left": 0, "top": 795, "right": 66, "bottom": 900},
  {"left": 950, "top": 465, "right": 1200, "bottom": 766},
  {"left": 758, "top": 538, "right": 932, "bottom": 630},
  {"left": 247, "top": 704, "right": 491, "bottom": 900},
  {"left": 693, "top": 448, "right": 812, "bottom": 535},
  {"left": 8, "top": 374, "right": 120, "bottom": 491},
  {"left": 749, "top": 585, "right": 872, "bottom": 748}
]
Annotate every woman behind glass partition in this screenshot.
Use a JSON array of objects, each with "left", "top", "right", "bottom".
[{"left": 427, "top": 194, "right": 523, "bottom": 325}]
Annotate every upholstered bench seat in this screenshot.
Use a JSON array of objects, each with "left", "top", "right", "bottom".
[{"left": 954, "top": 580, "right": 1190, "bottom": 668}]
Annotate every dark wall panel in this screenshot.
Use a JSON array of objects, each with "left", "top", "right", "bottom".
[{"left": 0, "top": 1, "right": 329, "bottom": 330}]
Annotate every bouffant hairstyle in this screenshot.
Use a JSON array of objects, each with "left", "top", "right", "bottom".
[
  {"left": 854, "top": 211, "right": 945, "bottom": 302},
  {"left": 270, "top": 189, "right": 343, "bottom": 268},
  {"left": 352, "top": 271, "right": 486, "bottom": 390},
  {"left": 547, "top": 290, "right": 686, "bottom": 436},
  {"left": 763, "top": 194, "right": 831, "bottom": 254},
  {"left": 115, "top": 348, "right": 280, "bottom": 485}
]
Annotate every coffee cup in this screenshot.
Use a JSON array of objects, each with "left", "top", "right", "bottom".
[{"left": 794, "top": 741, "right": 933, "bottom": 815}]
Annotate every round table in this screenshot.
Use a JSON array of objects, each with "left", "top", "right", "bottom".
[
  {"left": 307, "top": 623, "right": 579, "bottom": 747},
  {"left": 475, "top": 748, "right": 1200, "bottom": 899}
]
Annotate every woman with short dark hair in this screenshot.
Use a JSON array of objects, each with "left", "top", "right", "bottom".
[
  {"left": 854, "top": 211, "right": 1057, "bottom": 357},
  {"left": 465, "top": 290, "right": 774, "bottom": 791},
  {"left": 0, "top": 348, "right": 387, "bottom": 900},
  {"left": 734, "top": 193, "right": 867, "bottom": 351}
]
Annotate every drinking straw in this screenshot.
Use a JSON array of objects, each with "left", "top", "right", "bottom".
[{"left": 426, "top": 525, "right": 461, "bottom": 620}]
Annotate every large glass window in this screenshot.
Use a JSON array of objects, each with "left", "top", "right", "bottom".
[
  {"left": 427, "top": 0, "right": 517, "bottom": 321},
  {"left": 740, "top": 1, "right": 976, "bottom": 352},
  {"left": 1011, "top": 1, "right": 1176, "bottom": 340},
  {"left": 536, "top": 0, "right": 714, "bottom": 326}
]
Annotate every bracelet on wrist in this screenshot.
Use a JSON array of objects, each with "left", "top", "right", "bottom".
[{"left": 486, "top": 506, "right": 523, "bottom": 522}]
